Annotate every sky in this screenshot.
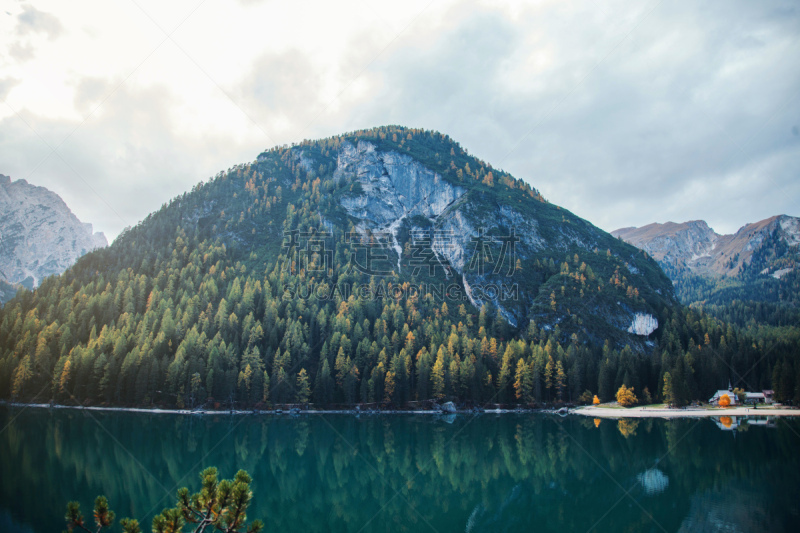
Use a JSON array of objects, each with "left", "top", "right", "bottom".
[{"left": 1, "top": 0, "right": 799, "bottom": 241}]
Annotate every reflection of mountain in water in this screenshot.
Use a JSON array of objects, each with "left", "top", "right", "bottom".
[{"left": 677, "top": 483, "right": 780, "bottom": 533}]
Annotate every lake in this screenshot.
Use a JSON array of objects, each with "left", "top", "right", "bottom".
[{"left": 1, "top": 407, "right": 798, "bottom": 532}]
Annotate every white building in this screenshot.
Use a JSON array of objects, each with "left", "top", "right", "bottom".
[
  {"left": 709, "top": 390, "right": 737, "bottom": 405},
  {"left": 745, "top": 392, "right": 767, "bottom": 404}
]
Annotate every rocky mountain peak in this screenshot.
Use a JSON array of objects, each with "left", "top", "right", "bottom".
[
  {"left": 612, "top": 220, "right": 719, "bottom": 272},
  {"left": 0, "top": 174, "right": 107, "bottom": 301}
]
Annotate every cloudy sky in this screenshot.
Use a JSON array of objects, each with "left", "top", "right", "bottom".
[{"left": 1, "top": 0, "right": 798, "bottom": 240}]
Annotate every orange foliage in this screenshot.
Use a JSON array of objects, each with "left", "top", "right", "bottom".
[
  {"left": 617, "top": 419, "right": 640, "bottom": 438},
  {"left": 616, "top": 385, "right": 638, "bottom": 407}
]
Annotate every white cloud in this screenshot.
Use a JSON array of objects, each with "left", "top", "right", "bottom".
[
  {"left": 16, "top": 5, "right": 63, "bottom": 40},
  {"left": 0, "top": 0, "right": 797, "bottom": 240}
]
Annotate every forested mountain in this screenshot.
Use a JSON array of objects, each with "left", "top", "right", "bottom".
[
  {"left": 0, "top": 174, "right": 107, "bottom": 302},
  {"left": 613, "top": 216, "right": 800, "bottom": 327},
  {"left": 1, "top": 126, "right": 799, "bottom": 409}
]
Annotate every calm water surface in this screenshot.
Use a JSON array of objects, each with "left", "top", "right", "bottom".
[{"left": 1, "top": 407, "right": 798, "bottom": 532}]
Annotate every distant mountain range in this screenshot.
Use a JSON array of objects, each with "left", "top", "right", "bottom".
[
  {"left": 612, "top": 216, "right": 799, "bottom": 278},
  {"left": 613, "top": 215, "right": 799, "bottom": 310},
  {"left": 0, "top": 174, "right": 107, "bottom": 302}
]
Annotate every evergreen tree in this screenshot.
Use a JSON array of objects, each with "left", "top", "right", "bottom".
[
  {"left": 432, "top": 348, "right": 446, "bottom": 400},
  {"left": 544, "top": 355, "right": 554, "bottom": 402},
  {"left": 65, "top": 467, "right": 263, "bottom": 533},
  {"left": 295, "top": 369, "right": 311, "bottom": 404},
  {"left": 662, "top": 372, "right": 675, "bottom": 407},
  {"left": 314, "top": 359, "right": 333, "bottom": 405},
  {"left": 555, "top": 361, "right": 566, "bottom": 402},
  {"left": 514, "top": 358, "right": 533, "bottom": 403},
  {"left": 416, "top": 348, "right": 432, "bottom": 401}
]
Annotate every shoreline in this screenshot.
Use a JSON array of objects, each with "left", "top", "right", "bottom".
[
  {"left": 4, "top": 401, "right": 800, "bottom": 419},
  {"left": 0, "top": 401, "right": 531, "bottom": 416},
  {"left": 574, "top": 405, "right": 800, "bottom": 418}
]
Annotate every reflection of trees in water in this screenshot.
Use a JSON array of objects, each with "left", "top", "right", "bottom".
[
  {"left": 0, "top": 410, "right": 799, "bottom": 532},
  {"left": 617, "top": 419, "right": 640, "bottom": 438}
]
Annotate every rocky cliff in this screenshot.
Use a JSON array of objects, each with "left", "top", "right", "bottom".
[
  {"left": 335, "top": 141, "right": 465, "bottom": 225},
  {"left": 0, "top": 174, "right": 107, "bottom": 301}
]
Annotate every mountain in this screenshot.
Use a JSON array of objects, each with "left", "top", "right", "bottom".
[
  {"left": 613, "top": 216, "right": 800, "bottom": 325},
  {"left": 2, "top": 126, "right": 795, "bottom": 409},
  {"left": 0, "top": 174, "right": 107, "bottom": 301},
  {"left": 612, "top": 216, "right": 800, "bottom": 279}
]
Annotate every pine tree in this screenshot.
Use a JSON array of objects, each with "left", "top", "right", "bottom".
[
  {"left": 384, "top": 369, "right": 396, "bottom": 403},
  {"left": 314, "top": 359, "right": 332, "bottom": 405},
  {"left": 555, "top": 361, "right": 566, "bottom": 402},
  {"left": 415, "top": 348, "right": 432, "bottom": 400},
  {"left": 662, "top": 372, "right": 675, "bottom": 407},
  {"left": 432, "top": 348, "right": 446, "bottom": 400},
  {"left": 498, "top": 346, "right": 515, "bottom": 403},
  {"left": 460, "top": 355, "right": 476, "bottom": 400},
  {"left": 295, "top": 368, "right": 311, "bottom": 404},
  {"left": 65, "top": 467, "right": 263, "bottom": 533},
  {"left": 12, "top": 355, "right": 33, "bottom": 398},
  {"left": 514, "top": 358, "right": 533, "bottom": 403},
  {"left": 598, "top": 358, "right": 614, "bottom": 402},
  {"left": 544, "top": 355, "right": 554, "bottom": 401},
  {"left": 273, "top": 367, "right": 289, "bottom": 405},
  {"left": 448, "top": 356, "right": 460, "bottom": 398},
  {"left": 262, "top": 370, "right": 270, "bottom": 405},
  {"left": 343, "top": 362, "right": 359, "bottom": 404}
]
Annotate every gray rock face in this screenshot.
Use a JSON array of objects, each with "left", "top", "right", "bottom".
[
  {"left": 431, "top": 201, "right": 549, "bottom": 324},
  {"left": 627, "top": 312, "right": 658, "bottom": 336},
  {"left": 336, "top": 141, "right": 550, "bottom": 325},
  {"left": 0, "top": 174, "right": 107, "bottom": 299},
  {"left": 336, "top": 140, "right": 467, "bottom": 273},
  {"left": 335, "top": 141, "right": 465, "bottom": 225}
]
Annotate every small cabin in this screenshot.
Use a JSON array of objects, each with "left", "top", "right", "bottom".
[
  {"left": 745, "top": 392, "right": 767, "bottom": 404},
  {"left": 709, "top": 390, "right": 737, "bottom": 405}
]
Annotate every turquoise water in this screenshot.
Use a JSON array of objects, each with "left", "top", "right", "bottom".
[{"left": 1, "top": 407, "right": 798, "bottom": 532}]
